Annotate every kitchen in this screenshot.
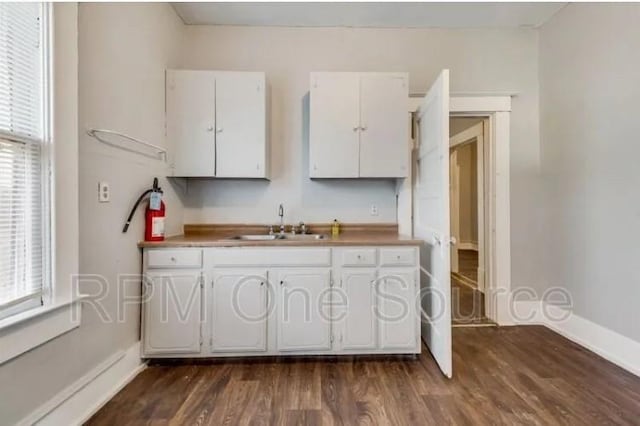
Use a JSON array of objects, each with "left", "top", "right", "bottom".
[{"left": 1, "top": 3, "right": 640, "bottom": 425}]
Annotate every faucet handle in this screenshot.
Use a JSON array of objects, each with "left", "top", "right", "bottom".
[
  {"left": 268, "top": 225, "right": 274, "bottom": 235},
  {"left": 299, "top": 222, "right": 308, "bottom": 234}
]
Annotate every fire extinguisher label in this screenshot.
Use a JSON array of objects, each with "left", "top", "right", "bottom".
[
  {"left": 151, "top": 217, "right": 165, "bottom": 237},
  {"left": 149, "top": 192, "right": 162, "bottom": 211}
]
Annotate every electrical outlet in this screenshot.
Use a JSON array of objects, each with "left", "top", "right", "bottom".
[
  {"left": 98, "top": 182, "right": 110, "bottom": 203},
  {"left": 370, "top": 204, "right": 379, "bottom": 216}
]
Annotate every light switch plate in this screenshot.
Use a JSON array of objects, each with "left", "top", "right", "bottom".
[
  {"left": 370, "top": 204, "right": 379, "bottom": 216},
  {"left": 98, "top": 182, "right": 110, "bottom": 203}
]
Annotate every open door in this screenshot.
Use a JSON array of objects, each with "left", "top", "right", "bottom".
[{"left": 413, "top": 70, "right": 452, "bottom": 378}]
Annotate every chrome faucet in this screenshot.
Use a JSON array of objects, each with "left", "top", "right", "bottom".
[{"left": 278, "top": 204, "right": 285, "bottom": 234}]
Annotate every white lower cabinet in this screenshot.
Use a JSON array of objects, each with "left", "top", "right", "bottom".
[
  {"left": 142, "top": 247, "right": 420, "bottom": 358},
  {"left": 143, "top": 271, "right": 203, "bottom": 355},
  {"left": 340, "top": 269, "right": 377, "bottom": 350},
  {"left": 275, "top": 269, "right": 332, "bottom": 351},
  {"left": 210, "top": 269, "right": 268, "bottom": 352},
  {"left": 378, "top": 269, "right": 418, "bottom": 350}
]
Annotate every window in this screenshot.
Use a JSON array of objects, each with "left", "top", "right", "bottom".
[{"left": 0, "top": 3, "right": 50, "bottom": 320}]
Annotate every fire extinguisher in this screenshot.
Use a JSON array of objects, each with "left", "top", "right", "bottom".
[{"left": 122, "top": 178, "right": 165, "bottom": 242}]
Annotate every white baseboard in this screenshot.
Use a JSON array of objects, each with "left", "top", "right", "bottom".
[
  {"left": 19, "top": 342, "right": 145, "bottom": 426},
  {"left": 457, "top": 241, "right": 478, "bottom": 251},
  {"left": 511, "top": 301, "right": 640, "bottom": 377}
]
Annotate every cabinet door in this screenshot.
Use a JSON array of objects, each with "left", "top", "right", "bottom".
[
  {"left": 211, "top": 269, "right": 268, "bottom": 352},
  {"left": 143, "top": 271, "right": 202, "bottom": 354},
  {"left": 309, "top": 73, "right": 360, "bottom": 178},
  {"left": 341, "top": 269, "right": 377, "bottom": 350},
  {"left": 215, "top": 72, "right": 267, "bottom": 178},
  {"left": 276, "top": 269, "right": 332, "bottom": 351},
  {"left": 359, "top": 74, "right": 409, "bottom": 178},
  {"left": 166, "top": 70, "right": 216, "bottom": 177},
  {"left": 377, "top": 269, "right": 418, "bottom": 350}
]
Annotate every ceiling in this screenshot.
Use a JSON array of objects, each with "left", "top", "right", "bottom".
[{"left": 172, "top": 2, "right": 566, "bottom": 28}]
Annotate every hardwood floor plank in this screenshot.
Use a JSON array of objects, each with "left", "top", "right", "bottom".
[{"left": 87, "top": 326, "right": 640, "bottom": 425}]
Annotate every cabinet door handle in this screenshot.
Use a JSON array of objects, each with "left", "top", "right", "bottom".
[
  {"left": 206, "top": 126, "right": 214, "bottom": 132},
  {"left": 216, "top": 127, "right": 224, "bottom": 133},
  {"left": 280, "top": 280, "right": 284, "bottom": 286},
  {"left": 260, "top": 281, "right": 265, "bottom": 286},
  {"left": 361, "top": 125, "right": 367, "bottom": 131},
  {"left": 353, "top": 126, "right": 359, "bottom": 131}
]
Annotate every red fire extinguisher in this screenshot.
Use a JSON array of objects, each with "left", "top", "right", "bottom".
[{"left": 123, "top": 178, "right": 165, "bottom": 241}]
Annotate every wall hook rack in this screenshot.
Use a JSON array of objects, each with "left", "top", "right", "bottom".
[{"left": 86, "top": 128, "right": 167, "bottom": 162}]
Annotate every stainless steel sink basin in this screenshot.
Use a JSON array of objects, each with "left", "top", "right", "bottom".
[
  {"left": 279, "top": 234, "right": 328, "bottom": 241},
  {"left": 229, "top": 233, "right": 328, "bottom": 241},
  {"left": 229, "top": 234, "right": 279, "bottom": 241}
]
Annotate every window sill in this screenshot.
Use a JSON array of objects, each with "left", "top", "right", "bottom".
[{"left": 0, "top": 296, "right": 87, "bottom": 365}]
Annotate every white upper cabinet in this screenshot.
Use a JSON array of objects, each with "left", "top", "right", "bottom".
[
  {"left": 359, "top": 74, "right": 410, "bottom": 177},
  {"left": 167, "top": 70, "right": 216, "bottom": 177},
  {"left": 166, "top": 70, "right": 269, "bottom": 179},
  {"left": 309, "top": 72, "right": 409, "bottom": 178},
  {"left": 309, "top": 73, "right": 360, "bottom": 178},
  {"left": 215, "top": 72, "right": 268, "bottom": 178}
]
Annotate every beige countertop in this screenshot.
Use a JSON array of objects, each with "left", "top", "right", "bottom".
[{"left": 138, "top": 223, "right": 422, "bottom": 248}]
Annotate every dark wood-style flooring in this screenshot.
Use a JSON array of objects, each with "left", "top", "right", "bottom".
[
  {"left": 451, "top": 278, "right": 487, "bottom": 325},
  {"left": 458, "top": 249, "right": 478, "bottom": 283},
  {"left": 87, "top": 326, "right": 640, "bottom": 425},
  {"left": 452, "top": 249, "right": 490, "bottom": 325}
]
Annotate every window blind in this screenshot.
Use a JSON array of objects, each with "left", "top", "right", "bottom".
[{"left": 0, "top": 3, "right": 46, "bottom": 318}]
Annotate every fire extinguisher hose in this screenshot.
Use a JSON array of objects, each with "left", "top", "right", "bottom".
[{"left": 122, "top": 189, "right": 153, "bottom": 233}]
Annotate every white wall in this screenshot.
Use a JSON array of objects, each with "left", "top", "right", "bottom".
[
  {"left": 179, "top": 25, "right": 542, "bottom": 292},
  {"left": 539, "top": 4, "right": 640, "bottom": 342},
  {"left": 0, "top": 4, "right": 184, "bottom": 424}
]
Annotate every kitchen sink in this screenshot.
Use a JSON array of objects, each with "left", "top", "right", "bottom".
[
  {"left": 279, "top": 233, "right": 328, "bottom": 240},
  {"left": 229, "top": 233, "right": 328, "bottom": 241},
  {"left": 229, "top": 234, "right": 279, "bottom": 241}
]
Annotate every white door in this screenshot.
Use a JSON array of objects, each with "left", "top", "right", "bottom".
[
  {"left": 309, "top": 73, "right": 360, "bottom": 178},
  {"left": 215, "top": 72, "right": 267, "bottom": 178},
  {"left": 341, "top": 269, "right": 377, "bottom": 350},
  {"left": 276, "top": 269, "right": 332, "bottom": 351},
  {"left": 413, "top": 70, "right": 452, "bottom": 377},
  {"left": 144, "top": 272, "right": 202, "bottom": 354},
  {"left": 166, "top": 70, "right": 216, "bottom": 177},
  {"left": 359, "top": 73, "right": 409, "bottom": 178},
  {"left": 377, "top": 269, "right": 418, "bottom": 350},
  {"left": 210, "top": 269, "right": 268, "bottom": 352}
]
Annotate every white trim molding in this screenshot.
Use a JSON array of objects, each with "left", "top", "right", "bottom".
[
  {"left": 512, "top": 301, "right": 640, "bottom": 377},
  {"left": 18, "top": 342, "right": 145, "bottom": 426}
]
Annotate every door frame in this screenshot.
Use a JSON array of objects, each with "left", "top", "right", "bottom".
[
  {"left": 449, "top": 149, "right": 460, "bottom": 274},
  {"left": 400, "top": 95, "right": 511, "bottom": 325},
  {"left": 449, "top": 121, "right": 486, "bottom": 293}
]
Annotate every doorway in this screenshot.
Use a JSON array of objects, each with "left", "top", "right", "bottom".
[{"left": 449, "top": 117, "right": 492, "bottom": 326}]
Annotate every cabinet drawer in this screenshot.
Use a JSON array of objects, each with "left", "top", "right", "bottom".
[
  {"left": 341, "top": 249, "right": 377, "bottom": 267},
  {"left": 379, "top": 248, "right": 416, "bottom": 267},
  {"left": 146, "top": 249, "right": 202, "bottom": 269}
]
